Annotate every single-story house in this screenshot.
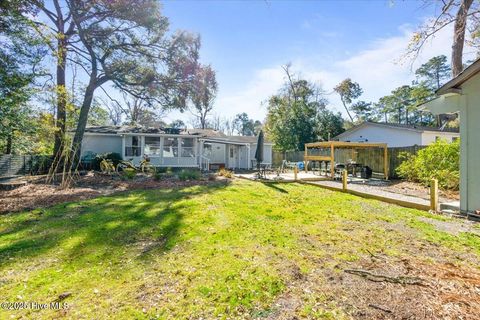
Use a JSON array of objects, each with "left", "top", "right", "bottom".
[
  {"left": 333, "top": 121, "right": 459, "bottom": 147},
  {"left": 80, "top": 126, "right": 273, "bottom": 170},
  {"left": 423, "top": 58, "right": 480, "bottom": 214}
]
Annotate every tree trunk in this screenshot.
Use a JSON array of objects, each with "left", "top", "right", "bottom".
[
  {"left": 341, "top": 98, "right": 354, "bottom": 122},
  {"left": 53, "top": 21, "right": 68, "bottom": 158},
  {"left": 451, "top": 0, "right": 473, "bottom": 77},
  {"left": 6, "top": 131, "right": 13, "bottom": 154},
  {"left": 70, "top": 79, "right": 96, "bottom": 169}
]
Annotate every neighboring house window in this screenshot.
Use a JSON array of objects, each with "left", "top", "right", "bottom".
[
  {"left": 181, "top": 138, "right": 195, "bottom": 157},
  {"left": 125, "top": 136, "right": 141, "bottom": 157},
  {"left": 144, "top": 137, "right": 161, "bottom": 156},
  {"left": 163, "top": 137, "right": 178, "bottom": 157}
]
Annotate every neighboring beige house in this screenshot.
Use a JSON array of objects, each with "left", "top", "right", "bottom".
[
  {"left": 333, "top": 121, "right": 459, "bottom": 147},
  {"left": 424, "top": 58, "right": 480, "bottom": 214}
]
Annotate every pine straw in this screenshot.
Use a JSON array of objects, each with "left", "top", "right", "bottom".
[{"left": 0, "top": 172, "right": 214, "bottom": 214}]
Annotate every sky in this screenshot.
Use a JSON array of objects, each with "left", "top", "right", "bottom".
[{"left": 158, "top": 0, "right": 465, "bottom": 124}]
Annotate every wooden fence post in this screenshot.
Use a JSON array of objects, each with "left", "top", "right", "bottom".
[
  {"left": 294, "top": 165, "right": 298, "bottom": 181},
  {"left": 342, "top": 170, "right": 348, "bottom": 191},
  {"left": 430, "top": 179, "right": 438, "bottom": 212}
]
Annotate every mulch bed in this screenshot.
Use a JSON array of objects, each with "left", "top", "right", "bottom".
[{"left": 0, "top": 172, "right": 217, "bottom": 214}]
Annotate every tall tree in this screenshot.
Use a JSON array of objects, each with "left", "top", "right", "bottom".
[
  {"left": 415, "top": 55, "right": 451, "bottom": 89},
  {"left": 265, "top": 70, "right": 340, "bottom": 151},
  {"left": 7, "top": 0, "right": 201, "bottom": 169},
  {"left": 408, "top": 0, "right": 480, "bottom": 77},
  {"left": 190, "top": 65, "right": 218, "bottom": 129},
  {"left": 233, "top": 112, "right": 255, "bottom": 136},
  {"left": 0, "top": 2, "right": 44, "bottom": 154},
  {"left": 334, "top": 78, "right": 363, "bottom": 122}
]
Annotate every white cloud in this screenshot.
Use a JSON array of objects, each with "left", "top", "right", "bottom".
[{"left": 168, "top": 20, "right": 476, "bottom": 123}]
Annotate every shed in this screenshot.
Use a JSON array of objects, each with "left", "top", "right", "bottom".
[{"left": 423, "top": 58, "right": 480, "bottom": 214}]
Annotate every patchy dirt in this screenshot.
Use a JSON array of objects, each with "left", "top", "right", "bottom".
[
  {"left": 269, "top": 254, "right": 480, "bottom": 320},
  {"left": 418, "top": 216, "right": 480, "bottom": 237},
  {"left": 0, "top": 171, "right": 221, "bottom": 214},
  {"left": 381, "top": 180, "right": 459, "bottom": 202}
]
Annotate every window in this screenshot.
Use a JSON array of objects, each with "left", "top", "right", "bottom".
[
  {"left": 181, "top": 138, "right": 195, "bottom": 157},
  {"left": 144, "top": 137, "right": 161, "bottom": 156},
  {"left": 125, "top": 136, "right": 141, "bottom": 157},
  {"left": 163, "top": 137, "right": 178, "bottom": 157},
  {"left": 230, "top": 147, "right": 234, "bottom": 158},
  {"left": 203, "top": 143, "right": 212, "bottom": 157}
]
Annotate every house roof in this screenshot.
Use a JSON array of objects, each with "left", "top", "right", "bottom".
[
  {"left": 333, "top": 121, "right": 459, "bottom": 139},
  {"left": 83, "top": 125, "right": 271, "bottom": 143},
  {"left": 437, "top": 58, "right": 480, "bottom": 95}
]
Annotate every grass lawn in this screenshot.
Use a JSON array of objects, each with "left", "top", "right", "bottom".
[{"left": 1, "top": 179, "right": 479, "bottom": 319}]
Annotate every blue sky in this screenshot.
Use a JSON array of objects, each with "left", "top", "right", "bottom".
[{"left": 161, "top": 0, "right": 458, "bottom": 124}]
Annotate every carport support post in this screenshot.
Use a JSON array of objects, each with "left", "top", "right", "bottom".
[
  {"left": 342, "top": 170, "right": 348, "bottom": 191},
  {"left": 430, "top": 179, "right": 438, "bottom": 212},
  {"left": 294, "top": 165, "right": 298, "bottom": 181}
]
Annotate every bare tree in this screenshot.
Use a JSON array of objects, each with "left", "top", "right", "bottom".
[
  {"left": 407, "top": 0, "right": 480, "bottom": 77},
  {"left": 190, "top": 64, "right": 218, "bottom": 129}
]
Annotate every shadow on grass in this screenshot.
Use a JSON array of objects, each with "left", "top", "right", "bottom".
[
  {"left": 260, "top": 182, "right": 289, "bottom": 194},
  {"left": 0, "top": 181, "right": 230, "bottom": 267}
]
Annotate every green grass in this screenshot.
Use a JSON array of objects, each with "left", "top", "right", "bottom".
[{"left": 0, "top": 179, "right": 479, "bottom": 319}]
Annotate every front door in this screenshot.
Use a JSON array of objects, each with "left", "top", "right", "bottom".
[{"left": 228, "top": 145, "right": 237, "bottom": 169}]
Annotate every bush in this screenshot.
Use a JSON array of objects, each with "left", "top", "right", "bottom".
[
  {"left": 122, "top": 168, "right": 137, "bottom": 180},
  {"left": 92, "top": 152, "right": 122, "bottom": 170},
  {"left": 396, "top": 139, "right": 460, "bottom": 190},
  {"left": 178, "top": 169, "right": 201, "bottom": 181},
  {"left": 154, "top": 171, "right": 174, "bottom": 181},
  {"left": 218, "top": 168, "right": 234, "bottom": 178},
  {"left": 156, "top": 167, "right": 173, "bottom": 174}
]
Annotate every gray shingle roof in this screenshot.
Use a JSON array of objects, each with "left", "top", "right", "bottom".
[
  {"left": 83, "top": 126, "right": 272, "bottom": 143},
  {"left": 334, "top": 121, "right": 459, "bottom": 140}
]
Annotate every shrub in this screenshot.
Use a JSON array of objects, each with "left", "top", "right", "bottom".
[
  {"left": 396, "top": 139, "right": 460, "bottom": 190},
  {"left": 154, "top": 171, "right": 174, "bottom": 181},
  {"left": 155, "top": 167, "right": 172, "bottom": 174},
  {"left": 92, "top": 152, "right": 122, "bottom": 170},
  {"left": 178, "top": 169, "right": 201, "bottom": 181},
  {"left": 218, "top": 168, "right": 234, "bottom": 178},
  {"left": 122, "top": 168, "right": 136, "bottom": 180}
]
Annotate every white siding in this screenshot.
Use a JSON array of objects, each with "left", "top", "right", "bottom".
[
  {"left": 421, "top": 131, "right": 460, "bottom": 145},
  {"left": 250, "top": 143, "right": 273, "bottom": 165},
  {"left": 81, "top": 135, "right": 122, "bottom": 156},
  {"left": 338, "top": 126, "right": 422, "bottom": 147}
]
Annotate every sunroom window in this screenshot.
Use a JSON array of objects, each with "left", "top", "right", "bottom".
[
  {"left": 181, "top": 138, "right": 195, "bottom": 157},
  {"left": 125, "top": 136, "right": 141, "bottom": 157},
  {"left": 163, "top": 137, "right": 178, "bottom": 157},
  {"left": 144, "top": 137, "right": 161, "bottom": 156}
]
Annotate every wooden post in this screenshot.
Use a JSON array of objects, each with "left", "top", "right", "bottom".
[
  {"left": 304, "top": 147, "right": 308, "bottom": 172},
  {"left": 342, "top": 170, "right": 348, "bottom": 191},
  {"left": 294, "top": 165, "right": 298, "bottom": 181},
  {"left": 383, "top": 146, "right": 389, "bottom": 180},
  {"left": 430, "top": 178, "right": 438, "bottom": 212},
  {"left": 330, "top": 143, "right": 335, "bottom": 178}
]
